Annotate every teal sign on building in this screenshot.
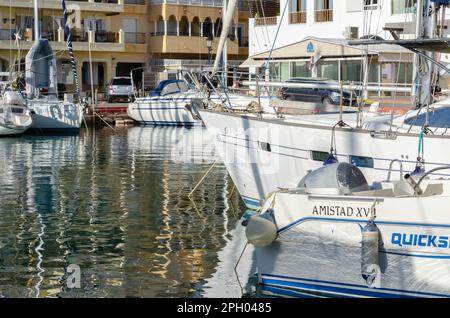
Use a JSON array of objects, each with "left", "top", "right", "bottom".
[{"left": 307, "top": 42, "right": 314, "bottom": 53}]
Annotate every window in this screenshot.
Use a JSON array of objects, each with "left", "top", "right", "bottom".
[
  {"left": 315, "top": 0, "right": 333, "bottom": 22},
  {"left": 259, "top": 142, "right": 272, "bottom": 152},
  {"left": 291, "top": 61, "right": 312, "bottom": 78},
  {"left": 290, "top": 0, "right": 307, "bottom": 23},
  {"left": 84, "top": 18, "right": 106, "bottom": 32},
  {"left": 112, "top": 78, "right": 131, "bottom": 85},
  {"left": 317, "top": 61, "right": 339, "bottom": 81},
  {"left": 17, "top": 15, "right": 34, "bottom": 30},
  {"left": 311, "top": 150, "right": 329, "bottom": 161},
  {"left": 350, "top": 155, "right": 374, "bottom": 168},
  {"left": 177, "top": 81, "right": 189, "bottom": 92},
  {"left": 364, "top": 0, "right": 378, "bottom": 9},
  {"left": 161, "top": 82, "right": 181, "bottom": 95},
  {"left": 391, "top": 0, "right": 417, "bottom": 14},
  {"left": 269, "top": 62, "right": 290, "bottom": 81},
  {"left": 340, "top": 60, "right": 363, "bottom": 82}
]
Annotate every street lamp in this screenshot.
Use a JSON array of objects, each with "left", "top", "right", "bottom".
[{"left": 206, "top": 33, "right": 213, "bottom": 65}]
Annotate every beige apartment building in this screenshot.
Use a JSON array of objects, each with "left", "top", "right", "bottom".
[{"left": 0, "top": 0, "right": 250, "bottom": 94}]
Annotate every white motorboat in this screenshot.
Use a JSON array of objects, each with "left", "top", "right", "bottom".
[
  {"left": 128, "top": 78, "right": 273, "bottom": 126},
  {"left": 244, "top": 162, "right": 450, "bottom": 297},
  {"left": 0, "top": 90, "right": 33, "bottom": 135}
]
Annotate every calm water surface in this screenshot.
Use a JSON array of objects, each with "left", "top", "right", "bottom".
[{"left": 0, "top": 126, "right": 259, "bottom": 298}]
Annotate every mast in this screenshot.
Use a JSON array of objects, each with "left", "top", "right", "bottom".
[
  {"left": 412, "top": 0, "right": 433, "bottom": 108},
  {"left": 212, "top": 0, "right": 237, "bottom": 77},
  {"left": 34, "top": 0, "right": 39, "bottom": 42},
  {"left": 221, "top": 0, "right": 228, "bottom": 87}
]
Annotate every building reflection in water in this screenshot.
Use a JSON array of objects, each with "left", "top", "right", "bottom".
[{"left": 0, "top": 126, "right": 248, "bottom": 297}]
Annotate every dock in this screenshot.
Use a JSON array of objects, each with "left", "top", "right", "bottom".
[{"left": 83, "top": 102, "right": 135, "bottom": 127}]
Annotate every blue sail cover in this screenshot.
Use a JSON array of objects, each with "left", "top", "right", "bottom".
[
  {"left": 431, "top": 0, "right": 450, "bottom": 5},
  {"left": 61, "top": 0, "right": 80, "bottom": 99}
]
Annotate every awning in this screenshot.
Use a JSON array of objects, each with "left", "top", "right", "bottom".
[
  {"left": 349, "top": 38, "right": 450, "bottom": 54},
  {"left": 378, "top": 52, "right": 414, "bottom": 63},
  {"left": 239, "top": 58, "right": 265, "bottom": 68}
]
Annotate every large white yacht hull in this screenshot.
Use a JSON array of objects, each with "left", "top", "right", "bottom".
[
  {"left": 252, "top": 188, "right": 450, "bottom": 298},
  {"left": 199, "top": 109, "right": 450, "bottom": 209},
  {"left": 28, "top": 99, "right": 82, "bottom": 131}
]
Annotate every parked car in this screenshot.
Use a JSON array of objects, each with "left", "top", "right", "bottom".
[
  {"left": 280, "top": 77, "right": 358, "bottom": 106},
  {"left": 106, "top": 77, "right": 135, "bottom": 103}
]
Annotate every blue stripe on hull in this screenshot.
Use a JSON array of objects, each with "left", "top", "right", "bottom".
[
  {"left": 139, "top": 121, "right": 200, "bottom": 126},
  {"left": 241, "top": 195, "right": 261, "bottom": 210},
  {"left": 261, "top": 274, "right": 450, "bottom": 298}
]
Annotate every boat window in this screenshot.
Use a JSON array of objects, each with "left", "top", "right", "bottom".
[
  {"left": 404, "top": 107, "right": 450, "bottom": 128},
  {"left": 350, "top": 155, "right": 374, "bottom": 168},
  {"left": 0, "top": 108, "right": 3, "bottom": 113},
  {"left": 11, "top": 107, "right": 24, "bottom": 114},
  {"left": 259, "top": 142, "right": 271, "bottom": 152},
  {"left": 160, "top": 82, "right": 181, "bottom": 96},
  {"left": 177, "top": 81, "right": 189, "bottom": 92},
  {"left": 311, "top": 150, "right": 329, "bottom": 161}
]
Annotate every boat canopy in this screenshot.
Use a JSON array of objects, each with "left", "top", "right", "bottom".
[
  {"left": 404, "top": 106, "right": 450, "bottom": 128},
  {"left": 150, "top": 80, "right": 189, "bottom": 97}
]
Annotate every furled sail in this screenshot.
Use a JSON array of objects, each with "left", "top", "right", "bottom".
[{"left": 61, "top": 0, "right": 80, "bottom": 99}]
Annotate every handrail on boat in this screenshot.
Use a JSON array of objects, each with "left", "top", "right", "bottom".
[{"left": 386, "top": 159, "right": 404, "bottom": 182}]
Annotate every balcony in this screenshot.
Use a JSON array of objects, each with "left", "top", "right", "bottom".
[
  {"left": 0, "top": 0, "right": 124, "bottom": 13},
  {"left": 315, "top": 9, "right": 333, "bottom": 22},
  {"left": 254, "top": 16, "right": 278, "bottom": 26},
  {"left": 0, "top": 28, "right": 126, "bottom": 52},
  {"left": 124, "top": 32, "right": 146, "bottom": 44},
  {"left": 148, "top": 35, "right": 238, "bottom": 55},
  {"left": 149, "top": 0, "right": 225, "bottom": 6},
  {"left": 289, "top": 11, "right": 306, "bottom": 24}
]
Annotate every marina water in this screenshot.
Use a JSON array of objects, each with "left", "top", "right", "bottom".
[{"left": 0, "top": 126, "right": 260, "bottom": 298}]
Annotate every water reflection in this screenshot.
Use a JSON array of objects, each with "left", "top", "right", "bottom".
[{"left": 0, "top": 126, "right": 252, "bottom": 297}]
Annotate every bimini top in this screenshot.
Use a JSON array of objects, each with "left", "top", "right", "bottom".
[{"left": 150, "top": 79, "right": 189, "bottom": 97}]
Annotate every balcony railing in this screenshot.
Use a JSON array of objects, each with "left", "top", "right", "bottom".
[
  {"left": 95, "top": 31, "right": 118, "bottom": 43},
  {"left": 150, "top": 0, "right": 225, "bottom": 6},
  {"left": 93, "top": 0, "right": 120, "bottom": 3},
  {"left": 254, "top": 16, "right": 278, "bottom": 26},
  {"left": 68, "top": 29, "right": 89, "bottom": 42},
  {"left": 124, "top": 0, "right": 146, "bottom": 3},
  {"left": 125, "top": 32, "right": 146, "bottom": 44},
  {"left": 289, "top": 11, "right": 306, "bottom": 24},
  {"left": 315, "top": 9, "right": 333, "bottom": 22},
  {"left": 0, "top": 29, "right": 16, "bottom": 40}
]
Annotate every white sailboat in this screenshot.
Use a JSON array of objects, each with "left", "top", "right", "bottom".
[
  {"left": 25, "top": 0, "right": 83, "bottom": 132},
  {"left": 244, "top": 162, "right": 450, "bottom": 297},
  {"left": 197, "top": 0, "right": 450, "bottom": 209}
]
